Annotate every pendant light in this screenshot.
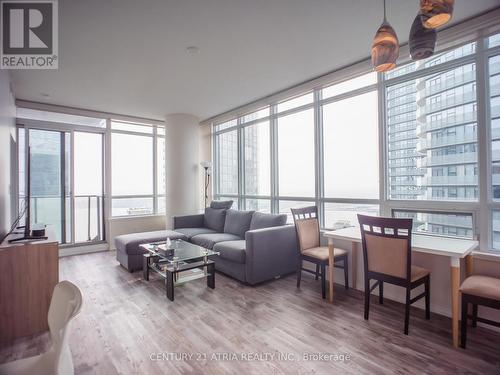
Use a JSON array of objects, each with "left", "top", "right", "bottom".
[
  {"left": 371, "top": 0, "right": 399, "bottom": 72},
  {"left": 409, "top": 13, "right": 437, "bottom": 60},
  {"left": 420, "top": 0, "right": 454, "bottom": 29}
]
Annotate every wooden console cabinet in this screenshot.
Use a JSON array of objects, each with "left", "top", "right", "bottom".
[{"left": 0, "top": 231, "right": 59, "bottom": 345}]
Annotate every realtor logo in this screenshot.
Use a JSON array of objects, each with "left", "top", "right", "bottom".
[{"left": 1, "top": 0, "right": 58, "bottom": 69}]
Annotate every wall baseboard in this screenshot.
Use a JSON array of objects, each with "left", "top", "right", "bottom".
[{"left": 59, "top": 243, "right": 109, "bottom": 257}]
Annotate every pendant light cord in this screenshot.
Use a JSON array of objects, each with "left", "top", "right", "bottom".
[{"left": 383, "top": 0, "right": 387, "bottom": 23}]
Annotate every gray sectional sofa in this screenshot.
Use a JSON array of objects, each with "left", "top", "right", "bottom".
[{"left": 115, "top": 201, "right": 299, "bottom": 285}]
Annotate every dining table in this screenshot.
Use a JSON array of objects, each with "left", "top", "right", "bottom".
[{"left": 323, "top": 226, "right": 478, "bottom": 347}]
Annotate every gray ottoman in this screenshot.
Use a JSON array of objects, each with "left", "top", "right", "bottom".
[{"left": 115, "top": 230, "right": 187, "bottom": 272}]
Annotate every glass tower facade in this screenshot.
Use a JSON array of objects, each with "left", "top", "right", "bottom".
[{"left": 386, "top": 44, "right": 478, "bottom": 238}]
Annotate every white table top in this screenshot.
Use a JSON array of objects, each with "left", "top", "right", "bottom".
[{"left": 323, "top": 226, "right": 478, "bottom": 259}]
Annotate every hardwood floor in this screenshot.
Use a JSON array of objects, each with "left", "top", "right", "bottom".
[{"left": 1, "top": 250, "right": 500, "bottom": 374}]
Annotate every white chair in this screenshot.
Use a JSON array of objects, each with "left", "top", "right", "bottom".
[{"left": 0, "top": 281, "right": 83, "bottom": 375}]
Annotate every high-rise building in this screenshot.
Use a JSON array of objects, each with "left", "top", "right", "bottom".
[{"left": 387, "top": 44, "right": 478, "bottom": 237}]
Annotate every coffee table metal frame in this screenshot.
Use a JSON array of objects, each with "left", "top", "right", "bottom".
[{"left": 140, "top": 240, "right": 218, "bottom": 301}]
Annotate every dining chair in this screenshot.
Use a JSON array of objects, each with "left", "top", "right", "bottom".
[
  {"left": 0, "top": 281, "right": 83, "bottom": 375},
  {"left": 358, "top": 214, "right": 430, "bottom": 335},
  {"left": 460, "top": 274, "right": 500, "bottom": 349},
  {"left": 291, "top": 206, "right": 348, "bottom": 299}
]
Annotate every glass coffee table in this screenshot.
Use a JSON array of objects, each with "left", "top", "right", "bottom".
[{"left": 140, "top": 239, "right": 219, "bottom": 301}]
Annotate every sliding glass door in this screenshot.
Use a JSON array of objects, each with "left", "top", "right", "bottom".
[
  {"left": 19, "top": 127, "right": 105, "bottom": 245},
  {"left": 28, "top": 129, "right": 69, "bottom": 242},
  {"left": 73, "top": 131, "right": 104, "bottom": 243}
]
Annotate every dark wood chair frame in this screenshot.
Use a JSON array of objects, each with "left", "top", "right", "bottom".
[
  {"left": 291, "top": 206, "right": 348, "bottom": 299},
  {"left": 461, "top": 292, "right": 500, "bottom": 349},
  {"left": 358, "top": 214, "right": 430, "bottom": 335}
]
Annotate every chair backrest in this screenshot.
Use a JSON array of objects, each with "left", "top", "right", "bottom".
[
  {"left": 291, "top": 206, "right": 320, "bottom": 252},
  {"left": 358, "top": 214, "right": 413, "bottom": 282},
  {"left": 48, "top": 280, "right": 83, "bottom": 375}
]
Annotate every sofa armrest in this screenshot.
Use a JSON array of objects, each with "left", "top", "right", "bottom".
[
  {"left": 245, "top": 225, "right": 298, "bottom": 285},
  {"left": 172, "top": 214, "right": 205, "bottom": 229}
]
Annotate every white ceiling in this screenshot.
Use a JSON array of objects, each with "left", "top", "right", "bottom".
[{"left": 10, "top": 0, "right": 500, "bottom": 121}]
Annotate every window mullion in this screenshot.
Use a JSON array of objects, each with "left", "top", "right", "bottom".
[
  {"left": 378, "top": 71, "right": 390, "bottom": 217},
  {"left": 477, "top": 38, "right": 492, "bottom": 248},
  {"left": 153, "top": 126, "right": 158, "bottom": 214},
  {"left": 270, "top": 105, "right": 279, "bottom": 214},
  {"left": 314, "top": 89, "right": 324, "bottom": 227},
  {"left": 238, "top": 118, "right": 244, "bottom": 210}
]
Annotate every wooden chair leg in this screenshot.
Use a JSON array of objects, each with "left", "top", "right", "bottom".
[
  {"left": 461, "top": 297, "right": 468, "bottom": 349},
  {"left": 296, "top": 258, "right": 302, "bottom": 288},
  {"left": 321, "top": 263, "right": 326, "bottom": 299},
  {"left": 472, "top": 304, "right": 478, "bottom": 328},
  {"left": 404, "top": 287, "right": 411, "bottom": 335},
  {"left": 315, "top": 264, "right": 319, "bottom": 280},
  {"left": 379, "top": 281, "right": 384, "bottom": 305},
  {"left": 364, "top": 278, "right": 370, "bottom": 320},
  {"left": 344, "top": 255, "right": 349, "bottom": 290},
  {"left": 425, "top": 276, "right": 430, "bottom": 320}
]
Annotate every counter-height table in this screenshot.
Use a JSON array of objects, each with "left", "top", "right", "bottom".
[{"left": 323, "top": 226, "right": 478, "bottom": 347}]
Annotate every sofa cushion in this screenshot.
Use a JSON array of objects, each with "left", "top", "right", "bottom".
[
  {"left": 210, "top": 200, "right": 234, "bottom": 209},
  {"left": 114, "top": 230, "right": 187, "bottom": 255},
  {"left": 249, "top": 212, "right": 287, "bottom": 230},
  {"left": 174, "top": 227, "right": 216, "bottom": 240},
  {"left": 191, "top": 233, "right": 241, "bottom": 250},
  {"left": 203, "top": 207, "right": 227, "bottom": 232},
  {"left": 224, "top": 209, "right": 255, "bottom": 238},
  {"left": 213, "top": 240, "right": 246, "bottom": 264}
]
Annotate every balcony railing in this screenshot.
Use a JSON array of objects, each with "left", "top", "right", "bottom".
[
  {"left": 387, "top": 85, "right": 416, "bottom": 100},
  {"left": 418, "top": 152, "right": 477, "bottom": 167},
  {"left": 389, "top": 179, "right": 418, "bottom": 186},
  {"left": 425, "top": 217, "right": 473, "bottom": 229},
  {"left": 389, "top": 168, "right": 425, "bottom": 177},
  {"left": 490, "top": 174, "right": 500, "bottom": 186},
  {"left": 389, "top": 131, "right": 416, "bottom": 143},
  {"left": 491, "top": 61, "right": 500, "bottom": 77},
  {"left": 425, "top": 90, "right": 476, "bottom": 115},
  {"left": 388, "top": 158, "right": 420, "bottom": 167},
  {"left": 416, "top": 132, "right": 477, "bottom": 152},
  {"left": 416, "top": 110, "right": 476, "bottom": 135},
  {"left": 420, "top": 175, "right": 478, "bottom": 186},
  {"left": 491, "top": 149, "right": 500, "bottom": 162},
  {"left": 388, "top": 113, "right": 416, "bottom": 126},
  {"left": 387, "top": 94, "right": 417, "bottom": 109},
  {"left": 492, "top": 103, "right": 500, "bottom": 120},
  {"left": 388, "top": 140, "right": 418, "bottom": 151},
  {"left": 29, "top": 194, "right": 103, "bottom": 244},
  {"left": 387, "top": 104, "right": 417, "bottom": 117},
  {"left": 424, "top": 70, "right": 476, "bottom": 97},
  {"left": 388, "top": 121, "right": 417, "bottom": 134}
]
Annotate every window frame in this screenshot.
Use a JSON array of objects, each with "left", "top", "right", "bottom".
[
  {"left": 110, "top": 120, "right": 165, "bottom": 218},
  {"left": 212, "top": 25, "right": 500, "bottom": 253},
  {"left": 213, "top": 83, "right": 381, "bottom": 229},
  {"left": 381, "top": 41, "right": 482, "bottom": 241}
]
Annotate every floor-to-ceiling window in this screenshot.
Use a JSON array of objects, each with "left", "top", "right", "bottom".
[
  {"left": 243, "top": 110, "right": 271, "bottom": 213},
  {"left": 488, "top": 34, "right": 500, "bottom": 250},
  {"left": 385, "top": 43, "right": 478, "bottom": 238},
  {"left": 322, "top": 75, "right": 380, "bottom": 229},
  {"left": 98, "top": 120, "right": 165, "bottom": 217},
  {"left": 16, "top": 109, "right": 165, "bottom": 246},
  {"left": 74, "top": 131, "right": 104, "bottom": 242},
  {"left": 16, "top": 110, "right": 106, "bottom": 245},
  {"left": 213, "top": 81, "right": 381, "bottom": 227},
  {"left": 212, "top": 26, "right": 500, "bottom": 253}
]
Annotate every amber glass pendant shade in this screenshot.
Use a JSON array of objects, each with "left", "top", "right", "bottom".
[
  {"left": 371, "top": 21, "right": 399, "bottom": 72},
  {"left": 420, "top": 0, "right": 454, "bottom": 29},
  {"left": 409, "top": 14, "right": 437, "bottom": 60}
]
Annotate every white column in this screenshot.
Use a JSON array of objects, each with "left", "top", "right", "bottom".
[{"left": 165, "top": 114, "right": 200, "bottom": 229}]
